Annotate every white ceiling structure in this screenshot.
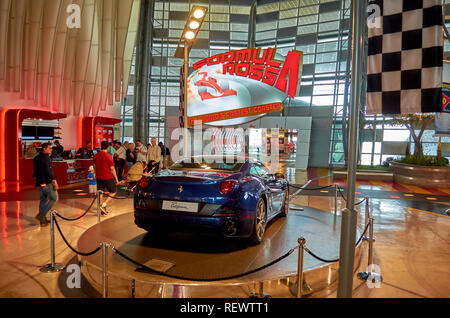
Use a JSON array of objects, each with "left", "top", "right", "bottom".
[{"left": 0, "top": 0, "right": 140, "bottom": 116}]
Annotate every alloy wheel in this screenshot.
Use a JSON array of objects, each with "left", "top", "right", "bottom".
[{"left": 255, "top": 201, "right": 266, "bottom": 241}]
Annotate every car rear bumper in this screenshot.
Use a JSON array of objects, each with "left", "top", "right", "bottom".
[{"left": 134, "top": 208, "right": 253, "bottom": 238}]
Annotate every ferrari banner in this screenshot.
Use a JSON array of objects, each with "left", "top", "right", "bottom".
[
  {"left": 435, "top": 83, "right": 450, "bottom": 135},
  {"left": 442, "top": 82, "right": 450, "bottom": 112}
]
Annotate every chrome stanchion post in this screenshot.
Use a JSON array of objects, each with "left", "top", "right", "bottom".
[
  {"left": 334, "top": 184, "right": 338, "bottom": 215},
  {"left": 357, "top": 217, "right": 381, "bottom": 282},
  {"left": 97, "top": 190, "right": 103, "bottom": 224},
  {"left": 368, "top": 217, "right": 374, "bottom": 266},
  {"left": 363, "top": 196, "right": 370, "bottom": 241},
  {"left": 131, "top": 279, "right": 136, "bottom": 298},
  {"left": 40, "top": 210, "right": 65, "bottom": 272},
  {"left": 296, "top": 237, "right": 305, "bottom": 298},
  {"left": 102, "top": 242, "right": 109, "bottom": 298},
  {"left": 249, "top": 280, "right": 272, "bottom": 298}
]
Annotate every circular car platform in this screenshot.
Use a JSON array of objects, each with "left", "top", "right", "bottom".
[{"left": 78, "top": 206, "right": 362, "bottom": 298}]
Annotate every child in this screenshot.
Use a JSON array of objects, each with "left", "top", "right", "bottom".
[{"left": 87, "top": 166, "right": 97, "bottom": 197}]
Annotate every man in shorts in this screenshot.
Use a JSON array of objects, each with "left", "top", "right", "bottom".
[{"left": 93, "top": 141, "right": 119, "bottom": 215}]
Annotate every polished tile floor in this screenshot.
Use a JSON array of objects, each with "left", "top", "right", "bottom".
[{"left": 0, "top": 157, "right": 449, "bottom": 298}]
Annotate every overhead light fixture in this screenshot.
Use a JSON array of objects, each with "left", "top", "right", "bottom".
[
  {"left": 193, "top": 9, "right": 205, "bottom": 19},
  {"left": 185, "top": 31, "right": 195, "bottom": 40},
  {"left": 189, "top": 21, "right": 200, "bottom": 30},
  {"left": 173, "top": 5, "right": 208, "bottom": 157},
  {"left": 174, "top": 5, "right": 208, "bottom": 58}
]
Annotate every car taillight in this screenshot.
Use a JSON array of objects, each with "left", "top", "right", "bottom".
[
  {"left": 139, "top": 176, "right": 150, "bottom": 188},
  {"left": 220, "top": 180, "right": 237, "bottom": 194}
]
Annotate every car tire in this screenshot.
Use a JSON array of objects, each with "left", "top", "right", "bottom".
[
  {"left": 279, "top": 191, "right": 289, "bottom": 217},
  {"left": 249, "top": 198, "right": 267, "bottom": 245},
  {"left": 144, "top": 226, "right": 163, "bottom": 238}
]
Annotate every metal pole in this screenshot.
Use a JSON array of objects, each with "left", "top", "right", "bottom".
[
  {"left": 337, "top": 207, "right": 358, "bottom": 298},
  {"left": 40, "top": 211, "right": 65, "bottom": 272},
  {"left": 258, "top": 282, "right": 264, "bottom": 296},
  {"left": 337, "top": 0, "right": 364, "bottom": 298},
  {"left": 97, "top": 190, "right": 103, "bottom": 223},
  {"left": 357, "top": 217, "right": 381, "bottom": 283},
  {"left": 183, "top": 43, "right": 189, "bottom": 158},
  {"left": 131, "top": 279, "right": 136, "bottom": 298},
  {"left": 368, "top": 217, "right": 374, "bottom": 266},
  {"left": 346, "top": 0, "right": 363, "bottom": 214},
  {"left": 296, "top": 237, "right": 306, "bottom": 298},
  {"left": 50, "top": 211, "right": 56, "bottom": 267},
  {"left": 102, "top": 242, "right": 109, "bottom": 298},
  {"left": 363, "top": 196, "right": 370, "bottom": 241},
  {"left": 356, "top": 217, "right": 379, "bottom": 282},
  {"left": 364, "top": 196, "right": 369, "bottom": 227},
  {"left": 334, "top": 184, "right": 338, "bottom": 215}
]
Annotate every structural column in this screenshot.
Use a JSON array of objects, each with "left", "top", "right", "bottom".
[
  {"left": 337, "top": 0, "right": 366, "bottom": 298},
  {"left": 133, "top": 0, "right": 154, "bottom": 143},
  {"left": 248, "top": 0, "right": 257, "bottom": 48}
]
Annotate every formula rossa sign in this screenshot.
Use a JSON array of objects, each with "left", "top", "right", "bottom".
[{"left": 187, "top": 48, "right": 303, "bottom": 126}]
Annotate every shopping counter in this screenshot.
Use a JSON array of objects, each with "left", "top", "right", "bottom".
[{"left": 21, "top": 158, "right": 94, "bottom": 186}]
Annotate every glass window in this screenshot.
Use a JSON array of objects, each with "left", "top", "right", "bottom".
[
  {"left": 298, "top": 24, "right": 317, "bottom": 34},
  {"left": 299, "top": 15, "right": 318, "bottom": 25},
  {"left": 360, "top": 154, "right": 372, "bottom": 166},
  {"left": 300, "top": 6, "right": 318, "bottom": 16},
  {"left": 280, "top": 9, "right": 298, "bottom": 19},
  {"left": 250, "top": 165, "right": 263, "bottom": 176},
  {"left": 279, "top": 18, "right": 298, "bottom": 28},
  {"left": 383, "top": 130, "right": 410, "bottom": 142},
  {"left": 257, "top": 163, "right": 272, "bottom": 178}
]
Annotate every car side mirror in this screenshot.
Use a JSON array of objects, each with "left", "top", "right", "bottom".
[{"left": 274, "top": 173, "right": 285, "bottom": 180}]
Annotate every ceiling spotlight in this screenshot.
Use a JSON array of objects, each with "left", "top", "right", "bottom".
[
  {"left": 193, "top": 9, "right": 205, "bottom": 19},
  {"left": 185, "top": 31, "right": 195, "bottom": 40},
  {"left": 189, "top": 21, "right": 200, "bottom": 30}
]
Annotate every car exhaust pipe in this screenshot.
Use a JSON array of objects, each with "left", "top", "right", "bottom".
[{"left": 224, "top": 220, "right": 237, "bottom": 236}]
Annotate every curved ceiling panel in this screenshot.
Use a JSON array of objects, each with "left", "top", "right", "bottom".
[{"left": 0, "top": 0, "right": 140, "bottom": 117}]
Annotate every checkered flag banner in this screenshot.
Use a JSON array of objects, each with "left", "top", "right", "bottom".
[{"left": 366, "top": 0, "right": 443, "bottom": 115}]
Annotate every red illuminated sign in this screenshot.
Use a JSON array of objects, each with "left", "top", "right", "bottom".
[
  {"left": 193, "top": 48, "right": 303, "bottom": 98},
  {"left": 188, "top": 102, "right": 283, "bottom": 126}
]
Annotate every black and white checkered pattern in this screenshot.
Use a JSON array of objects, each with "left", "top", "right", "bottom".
[{"left": 366, "top": 0, "right": 443, "bottom": 115}]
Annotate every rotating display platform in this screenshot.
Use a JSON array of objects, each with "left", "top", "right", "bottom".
[{"left": 78, "top": 207, "right": 362, "bottom": 298}]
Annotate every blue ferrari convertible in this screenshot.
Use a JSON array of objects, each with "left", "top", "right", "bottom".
[{"left": 134, "top": 156, "right": 289, "bottom": 244}]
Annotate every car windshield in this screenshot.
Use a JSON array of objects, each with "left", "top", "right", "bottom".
[{"left": 170, "top": 158, "right": 244, "bottom": 172}]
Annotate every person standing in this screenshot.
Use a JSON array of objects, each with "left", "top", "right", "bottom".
[
  {"left": 33, "top": 142, "right": 59, "bottom": 226},
  {"left": 135, "top": 140, "right": 147, "bottom": 164},
  {"left": 87, "top": 165, "right": 97, "bottom": 197},
  {"left": 107, "top": 142, "right": 116, "bottom": 157},
  {"left": 93, "top": 141, "right": 119, "bottom": 215},
  {"left": 77, "top": 140, "right": 93, "bottom": 158},
  {"left": 147, "top": 137, "right": 162, "bottom": 173},
  {"left": 126, "top": 142, "right": 136, "bottom": 171},
  {"left": 113, "top": 141, "right": 126, "bottom": 182},
  {"left": 158, "top": 141, "right": 170, "bottom": 169},
  {"left": 54, "top": 140, "right": 64, "bottom": 155}
]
